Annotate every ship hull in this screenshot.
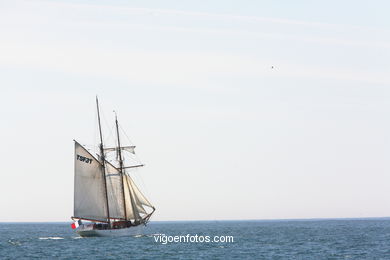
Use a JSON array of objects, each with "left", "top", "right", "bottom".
[{"left": 76, "top": 224, "right": 145, "bottom": 237}]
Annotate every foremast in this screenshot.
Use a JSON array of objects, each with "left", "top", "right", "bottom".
[{"left": 96, "top": 96, "right": 111, "bottom": 226}]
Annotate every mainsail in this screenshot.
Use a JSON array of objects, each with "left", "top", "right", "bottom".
[{"left": 74, "top": 141, "right": 108, "bottom": 222}]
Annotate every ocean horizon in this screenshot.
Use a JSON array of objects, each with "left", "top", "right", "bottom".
[{"left": 2, "top": 216, "right": 390, "bottom": 223}]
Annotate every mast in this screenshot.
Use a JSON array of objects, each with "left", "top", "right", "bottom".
[
  {"left": 114, "top": 112, "right": 127, "bottom": 220},
  {"left": 96, "top": 96, "right": 111, "bottom": 226},
  {"left": 114, "top": 113, "right": 140, "bottom": 222}
]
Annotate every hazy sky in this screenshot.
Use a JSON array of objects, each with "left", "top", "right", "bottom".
[{"left": 1, "top": 0, "right": 390, "bottom": 222}]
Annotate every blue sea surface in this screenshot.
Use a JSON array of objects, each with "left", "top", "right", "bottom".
[{"left": 1, "top": 219, "right": 390, "bottom": 259}]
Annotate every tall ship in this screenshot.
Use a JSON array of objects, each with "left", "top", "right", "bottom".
[{"left": 71, "top": 97, "right": 155, "bottom": 237}]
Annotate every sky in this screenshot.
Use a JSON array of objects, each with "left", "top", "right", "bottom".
[{"left": 0, "top": 0, "right": 389, "bottom": 222}]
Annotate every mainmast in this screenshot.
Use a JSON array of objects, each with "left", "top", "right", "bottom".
[
  {"left": 114, "top": 113, "right": 141, "bottom": 222},
  {"left": 96, "top": 97, "right": 111, "bottom": 226},
  {"left": 114, "top": 112, "right": 127, "bottom": 220}
]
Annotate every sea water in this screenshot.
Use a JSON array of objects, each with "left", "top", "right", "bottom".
[{"left": 1, "top": 219, "right": 390, "bottom": 259}]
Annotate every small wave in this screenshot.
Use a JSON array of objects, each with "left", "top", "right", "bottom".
[
  {"left": 39, "top": 237, "right": 64, "bottom": 240},
  {"left": 72, "top": 236, "right": 83, "bottom": 239},
  {"left": 8, "top": 240, "right": 21, "bottom": 246}
]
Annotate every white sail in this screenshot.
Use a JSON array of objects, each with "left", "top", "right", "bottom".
[
  {"left": 105, "top": 162, "right": 154, "bottom": 220},
  {"left": 74, "top": 141, "right": 108, "bottom": 222},
  {"left": 105, "top": 162, "right": 126, "bottom": 219},
  {"left": 127, "top": 175, "right": 153, "bottom": 208},
  {"left": 122, "top": 174, "right": 153, "bottom": 220},
  {"left": 123, "top": 175, "right": 140, "bottom": 220},
  {"left": 104, "top": 146, "right": 136, "bottom": 154}
]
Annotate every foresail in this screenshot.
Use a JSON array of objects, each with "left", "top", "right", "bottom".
[
  {"left": 123, "top": 176, "right": 140, "bottom": 220},
  {"left": 124, "top": 174, "right": 153, "bottom": 219},
  {"left": 74, "top": 141, "right": 108, "bottom": 222},
  {"left": 127, "top": 175, "right": 153, "bottom": 208}
]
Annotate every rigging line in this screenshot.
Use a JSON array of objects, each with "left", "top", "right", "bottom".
[
  {"left": 132, "top": 169, "right": 153, "bottom": 205},
  {"left": 105, "top": 124, "right": 116, "bottom": 149},
  {"left": 104, "top": 124, "right": 119, "bottom": 165},
  {"left": 93, "top": 104, "right": 98, "bottom": 156},
  {"left": 99, "top": 101, "right": 116, "bottom": 146},
  {"left": 118, "top": 123, "right": 143, "bottom": 163},
  {"left": 118, "top": 123, "right": 134, "bottom": 146}
]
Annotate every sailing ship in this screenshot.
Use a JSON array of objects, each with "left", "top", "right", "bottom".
[{"left": 71, "top": 97, "right": 155, "bottom": 237}]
